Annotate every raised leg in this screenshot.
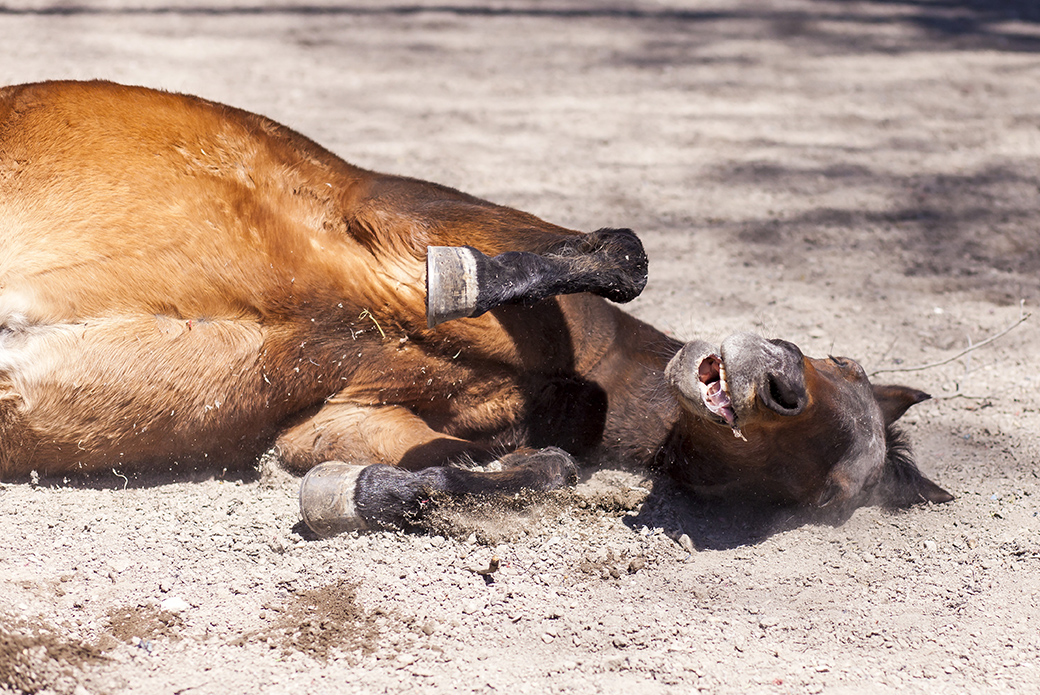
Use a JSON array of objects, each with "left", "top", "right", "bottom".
[
  {"left": 426, "top": 227, "right": 647, "bottom": 326},
  {"left": 278, "top": 399, "right": 578, "bottom": 534}
]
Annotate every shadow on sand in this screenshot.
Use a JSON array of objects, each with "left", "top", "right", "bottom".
[
  {"left": 625, "top": 476, "right": 855, "bottom": 551},
  {"left": 2, "top": 1, "right": 1039, "bottom": 54}
]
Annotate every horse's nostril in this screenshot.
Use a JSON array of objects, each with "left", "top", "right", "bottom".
[{"left": 766, "top": 374, "right": 801, "bottom": 413}]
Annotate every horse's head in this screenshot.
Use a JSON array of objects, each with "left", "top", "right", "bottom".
[{"left": 665, "top": 333, "right": 952, "bottom": 509}]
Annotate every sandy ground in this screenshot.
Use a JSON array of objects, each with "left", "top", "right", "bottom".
[{"left": 2, "top": 1, "right": 1040, "bottom": 693}]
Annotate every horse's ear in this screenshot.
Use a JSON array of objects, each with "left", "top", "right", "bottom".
[
  {"left": 878, "top": 467, "right": 955, "bottom": 507},
  {"left": 873, "top": 384, "right": 930, "bottom": 425},
  {"left": 874, "top": 425, "right": 954, "bottom": 507}
]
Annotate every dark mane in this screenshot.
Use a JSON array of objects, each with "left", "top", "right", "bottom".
[{"left": 873, "top": 424, "right": 933, "bottom": 507}]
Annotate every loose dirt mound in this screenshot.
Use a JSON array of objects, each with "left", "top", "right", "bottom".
[
  {"left": 238, "top": 580, "right": 384, "bottom": 662},
  {"left": 1, "top": 616, "right": 104, "bottom": 694}
]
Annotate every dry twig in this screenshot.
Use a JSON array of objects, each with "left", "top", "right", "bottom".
[{"left": 869, "top": 306, "right": 1030, "bottom": 378}]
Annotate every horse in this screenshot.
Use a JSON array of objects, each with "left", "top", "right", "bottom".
[{"left": 0, "top": 80, "right": 951, "bottom": 532}]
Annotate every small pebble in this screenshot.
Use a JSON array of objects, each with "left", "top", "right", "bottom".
[{"left": 160, "top": 596, "right": 191, "bottom": 613}]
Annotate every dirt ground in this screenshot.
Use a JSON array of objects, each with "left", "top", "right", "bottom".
[{"left": 2, "top": 1, "right": 1040, "bottom": 693}]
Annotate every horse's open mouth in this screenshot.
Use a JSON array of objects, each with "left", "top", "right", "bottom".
[
  {"left": 698, "top": 354, "right": 746, "bottom": 439},
  {"left": 698, "top": 354, "right": 735, "bottom": 425}
]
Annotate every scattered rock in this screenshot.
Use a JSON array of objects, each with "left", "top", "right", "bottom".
[
  {"left": 109, "top": 558, "right": 132, "bottom": 574},
  {"left": 159, "top": 597, "right": 191, "bottom": 614}
]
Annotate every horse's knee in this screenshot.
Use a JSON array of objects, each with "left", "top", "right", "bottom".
[
  {"left": 564, "top": 227, "right": 647, "bottom": 303},
  {"left": 497, "top": 446, "right": 578, "bottom": 490}
]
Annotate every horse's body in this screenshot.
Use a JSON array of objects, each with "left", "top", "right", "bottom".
[{"left": 0, "top": 81, "right": 950, "bottom": 529}]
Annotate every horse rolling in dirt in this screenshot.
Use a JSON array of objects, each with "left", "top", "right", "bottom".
[{"left": 0, "top": 81, "right": 952, "bottom": 534}]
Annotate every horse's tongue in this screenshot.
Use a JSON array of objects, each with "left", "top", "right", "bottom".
[{"left": 705, "top": 381, "right": 731, "bottom": 413}]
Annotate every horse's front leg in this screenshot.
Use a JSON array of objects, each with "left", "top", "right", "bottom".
[
  {"left": 276, "top": 400, "right": 576, "bottom": 535},
  {"left": 426, "top": 227, "right": 647, "bottom": 326}
]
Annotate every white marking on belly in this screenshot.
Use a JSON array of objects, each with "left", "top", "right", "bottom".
[
  {"left": 0, "top": 289, "right": 36, "bottom": 333},
  {"left": 0, "top": 312, "right": 85, "bottom": 404}
]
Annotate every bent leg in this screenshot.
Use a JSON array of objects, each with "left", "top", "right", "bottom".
[
  {"left": 427, "top": 227, "right": 647, "bottom": 326},
  {"left": 277, "top": 399, "right": 577, "bottom": 533},
  {"left": 274, "top": 400, "right": 492, "bottom": 473}
]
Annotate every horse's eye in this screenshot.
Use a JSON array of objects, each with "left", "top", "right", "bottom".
[
  {"left": 829, "top": 355, "right": 866, "bottom": 379},
  {"left": 828, "top": 355, "right": 855, "bottom": 370}
]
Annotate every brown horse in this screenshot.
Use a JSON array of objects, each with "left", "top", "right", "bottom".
[{"left": 0, "top": 81, "right": 951, "bottom": 530}]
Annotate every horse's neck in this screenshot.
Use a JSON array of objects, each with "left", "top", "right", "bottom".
[{"left": 560, "top": 295, "right": 684, "bottom": 466}]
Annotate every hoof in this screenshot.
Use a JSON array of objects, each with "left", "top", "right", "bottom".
[
  {"left": 299, "top": 461, "right": 371, "bottom": 537},
  {"left": 300, "top": 462, "right": 434, "bottom": 534},
  {"left": 426, "top": 246, "right": 479, "bottom": 327}
]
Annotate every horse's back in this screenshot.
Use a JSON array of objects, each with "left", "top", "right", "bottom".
[{"left": 0, "top": 80, "right": 387, "bottom": 325}]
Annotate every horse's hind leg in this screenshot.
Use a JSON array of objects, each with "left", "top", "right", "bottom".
[
  {"left": 426, "top": 227, "right": 647, "bottom": 326},
  {"left": 0, "top": 314, "right": 273, "bottom": 478}
]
